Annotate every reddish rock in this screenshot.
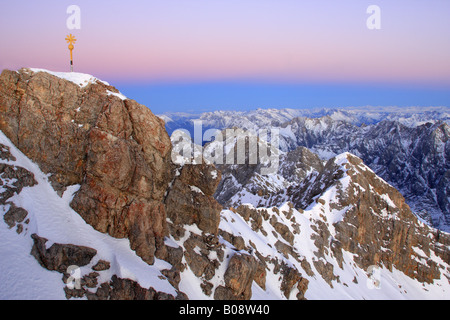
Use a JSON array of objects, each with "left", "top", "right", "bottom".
[
  {"left": 0, "top": 68, "right": 228, "bottom": 300},
  {"left": 165, "top": 163, "right": 222, "bottom": 236},
  {"left": 30, "top": 234, "right": 97, "bottom": 273},
  {"left": 214, "top": 253, "right": 258, "bottom": 300},
  {"left": 0, "top": 68, "right": 174, "bottom": 265}
]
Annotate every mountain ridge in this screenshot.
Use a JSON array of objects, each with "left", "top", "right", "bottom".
[
  {"left": 1, "top": 68, "right": 449, "bottom": 300},
  {"left": 164, "top": 108, "right": 450, "bottom": 232}
]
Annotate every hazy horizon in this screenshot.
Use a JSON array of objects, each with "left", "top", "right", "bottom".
[
  {"left": 1, "top": 1, "right": 449, "bottom": 113},
  {"left": 115, "top": 81, "right": 450, "bottom": 114}
]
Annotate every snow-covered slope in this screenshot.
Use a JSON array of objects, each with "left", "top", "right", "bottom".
[
  {"left": 214, "top": 144, "right": 450, "bottom": 299},
  {"left": 2, "top": 129, "right": 449, "bottom": 299},
  {"left": 0, "top": 130, "right": 177, "bottom": 299}
]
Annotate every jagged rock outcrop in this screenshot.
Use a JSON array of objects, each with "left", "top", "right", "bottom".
[
  {"left": 3, "top": 203, "right": 29, "bottom": 234},
  {"left": 330, "top": 154, "right": 450, "bottom": 284},
  {"left": 167, "top": 109, "right": 450, "bottom": 232},
  {"left": 214, "top": 253, "right": 258, "bottom": 300},
  {"left": 0, "top": 68, "right": 229, "bottom": 300},
  {"left": 214, "top": 142, "right": 326, "bottom": 210},
  {"left": 0, "top": 162, "right": 37, "bottom": 205},
  {"left": 210, "top": 126, "right": 450, "bottom": 288},
  {"left": 289, "top": 153, "right": 450, "bottom": 285},
  {"left": 0, "top": 68, "right": 173, "bottom": 265},
  {"left": 0, "top": 144, "right": 37, "bottom": 234},
  {"left": 0, "top": 68, "right": 223, "bottom": 268},
  {"left": 30, "top": 233, "right": 97, "bottom": 273},
  {"left": 94, "top": 275, "right": 182, "bottom": 300},
  {"left": 165, "top": 162, "right": 222, "bottom": 237}
]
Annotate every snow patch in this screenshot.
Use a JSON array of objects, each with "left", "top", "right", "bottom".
[{"left": 28, "top": 68, "right": 108, "bottom": 88}]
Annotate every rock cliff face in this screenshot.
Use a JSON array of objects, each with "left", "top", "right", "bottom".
[
  {"left": 165, "top": 162, "right": 222, "bottom": 237},
  {"left": 0, "top": 68, "right": 221, "bottom": 268}
]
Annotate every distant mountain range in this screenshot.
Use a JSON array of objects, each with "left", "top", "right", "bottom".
[
  {"left": 161, "top": 106, "right": 450, "bottom": 136},
  {"left": 159, "top": 106, "right": 450, "bottom": 232}
]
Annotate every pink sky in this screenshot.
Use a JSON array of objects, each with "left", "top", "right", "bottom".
[{"left": 1, "top": 0, "right": 450, "bottom": 86}]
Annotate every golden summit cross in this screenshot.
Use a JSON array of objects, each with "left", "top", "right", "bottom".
[{"left": 65, "top": 34, "right": 77, "bottom": 72}]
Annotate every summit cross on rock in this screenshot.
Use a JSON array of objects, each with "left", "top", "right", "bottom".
[{"left": 65, "top": 34, "right": 77, "bottom": 72}]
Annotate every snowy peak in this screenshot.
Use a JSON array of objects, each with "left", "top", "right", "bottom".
[
  {"left": 161, "top": 106, "right": 450, "bottom": 136},
  {"left": 165, "top": 106, "right": 450, "bottom": 232},
  {"left": 217, "top": 148, "right": 450, "bottom": 295},
  {"left": 28, "top": 68, "right": 109, "bottom": 88}
]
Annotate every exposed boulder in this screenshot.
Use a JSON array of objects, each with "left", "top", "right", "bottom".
[
  {"left": 214, "top": 253, "right": 258, "bottom": 300},
  {"left": 30, "top": 234, "right": 97, "bottom": 273},
  {"left": 307, "top": 153, "right": 450, "bottom": 284},
  {"left": 0, "top": 162, "right": 37, "bottom": 205},
  {"left": 3, "top": 202, "right": 28, "bottom": 233}
]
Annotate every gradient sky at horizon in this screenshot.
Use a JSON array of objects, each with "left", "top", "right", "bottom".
[{"left": 1, "top": 0, "right": 450, "bottom": 113}]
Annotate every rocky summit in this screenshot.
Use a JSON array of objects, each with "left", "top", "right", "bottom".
[
  {"left": 0, "top": 67, "right": 176, "bottom": 266},
  {"left": 0, "top": 68, "right": 449, "bottom": 300}
]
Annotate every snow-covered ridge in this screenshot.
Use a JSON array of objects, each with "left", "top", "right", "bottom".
[
  {"left": 160, "top": 106, "right": 450, "bottom": 136},
  {"left": 25, "top": 68, "right": 128, "bottom": 101},
  {"left": 27, "top": 68, "right": 109, "bottom": 88},
  {"left": 216, "top": 151, "right": 450, "bottom": 299}
]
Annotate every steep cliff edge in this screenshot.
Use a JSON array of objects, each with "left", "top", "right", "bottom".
[{"left": 0, "top": 68, "right": 222, "bottom": 269}]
